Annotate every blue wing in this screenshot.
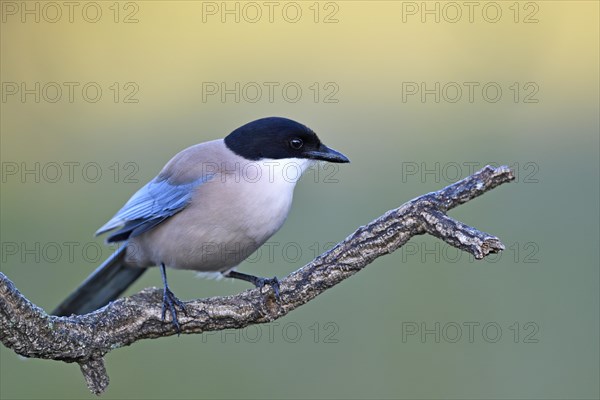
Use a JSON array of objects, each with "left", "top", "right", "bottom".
[{"left": 95, "top": 175, "right": 212, "bottom": 243}]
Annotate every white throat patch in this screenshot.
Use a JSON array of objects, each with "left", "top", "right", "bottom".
[{"left": 250, "top": 158, "right": 316, "bottom": 185}]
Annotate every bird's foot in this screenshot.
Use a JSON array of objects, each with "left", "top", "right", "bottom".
[
  {"left": 224, "top": 270, "right": 281, "bottom": 300},
  {"left": 161, "top": 287, "right": 187, "bottom": 333},
  {"left": 254, "top": 276, "right": 281, "bottom": 300}
]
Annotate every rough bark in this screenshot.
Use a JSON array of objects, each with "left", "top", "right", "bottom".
[{"left": 0, "top": 165, "right": 514, "bottom": 395}]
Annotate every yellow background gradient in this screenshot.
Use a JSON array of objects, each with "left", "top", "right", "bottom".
[{"left": 1, "top": 1, "right": 598, "bottom": 399}]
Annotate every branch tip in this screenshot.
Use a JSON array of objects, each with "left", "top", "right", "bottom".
[{"left": 79, "top": 358, "right": 109, "bottom": 395}]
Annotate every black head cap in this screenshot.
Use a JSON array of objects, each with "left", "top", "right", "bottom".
[{"left": 224, "top": 117, "right": 349, "bottom": 163}]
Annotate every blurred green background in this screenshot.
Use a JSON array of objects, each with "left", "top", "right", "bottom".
[{"left": 1, "top": 1, "right": 598, "bottom": 399}]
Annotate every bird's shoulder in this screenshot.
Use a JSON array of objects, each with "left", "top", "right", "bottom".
[{"left": 157, "top": 139, "right": 238, "bottom": 185}]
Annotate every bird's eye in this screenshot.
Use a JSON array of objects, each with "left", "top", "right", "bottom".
[{"left": 289, "top": 138, "right": 303, "bottom": 150}]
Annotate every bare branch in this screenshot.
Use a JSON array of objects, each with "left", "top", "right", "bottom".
[{"left": 0, "top": 165, "right": 515, "bottom": 395}]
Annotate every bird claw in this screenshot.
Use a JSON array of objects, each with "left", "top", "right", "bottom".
[
  {"left": 255, "top": 276, "right": 281, "bottom": 300},
  {"left": 161, "top": 288, "right": 187, "bottom": 333},
  {"left": 223, "top": 270, "right": 281, "bottom": 301}
]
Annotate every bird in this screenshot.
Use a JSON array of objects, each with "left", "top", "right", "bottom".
[{"left": 52, "top": 117, "right": 349, "bottom": 331}]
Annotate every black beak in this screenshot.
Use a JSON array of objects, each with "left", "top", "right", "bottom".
[{"left": 305, "top": 144, "right": 350, "bottom": 163}]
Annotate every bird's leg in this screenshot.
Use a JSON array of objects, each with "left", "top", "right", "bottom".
[
  {"left": 160, "top": 263, "right": 187, "bottom": 333},
  {"left": 224, "top": 270, "right": 281, "bottom": 299}
]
